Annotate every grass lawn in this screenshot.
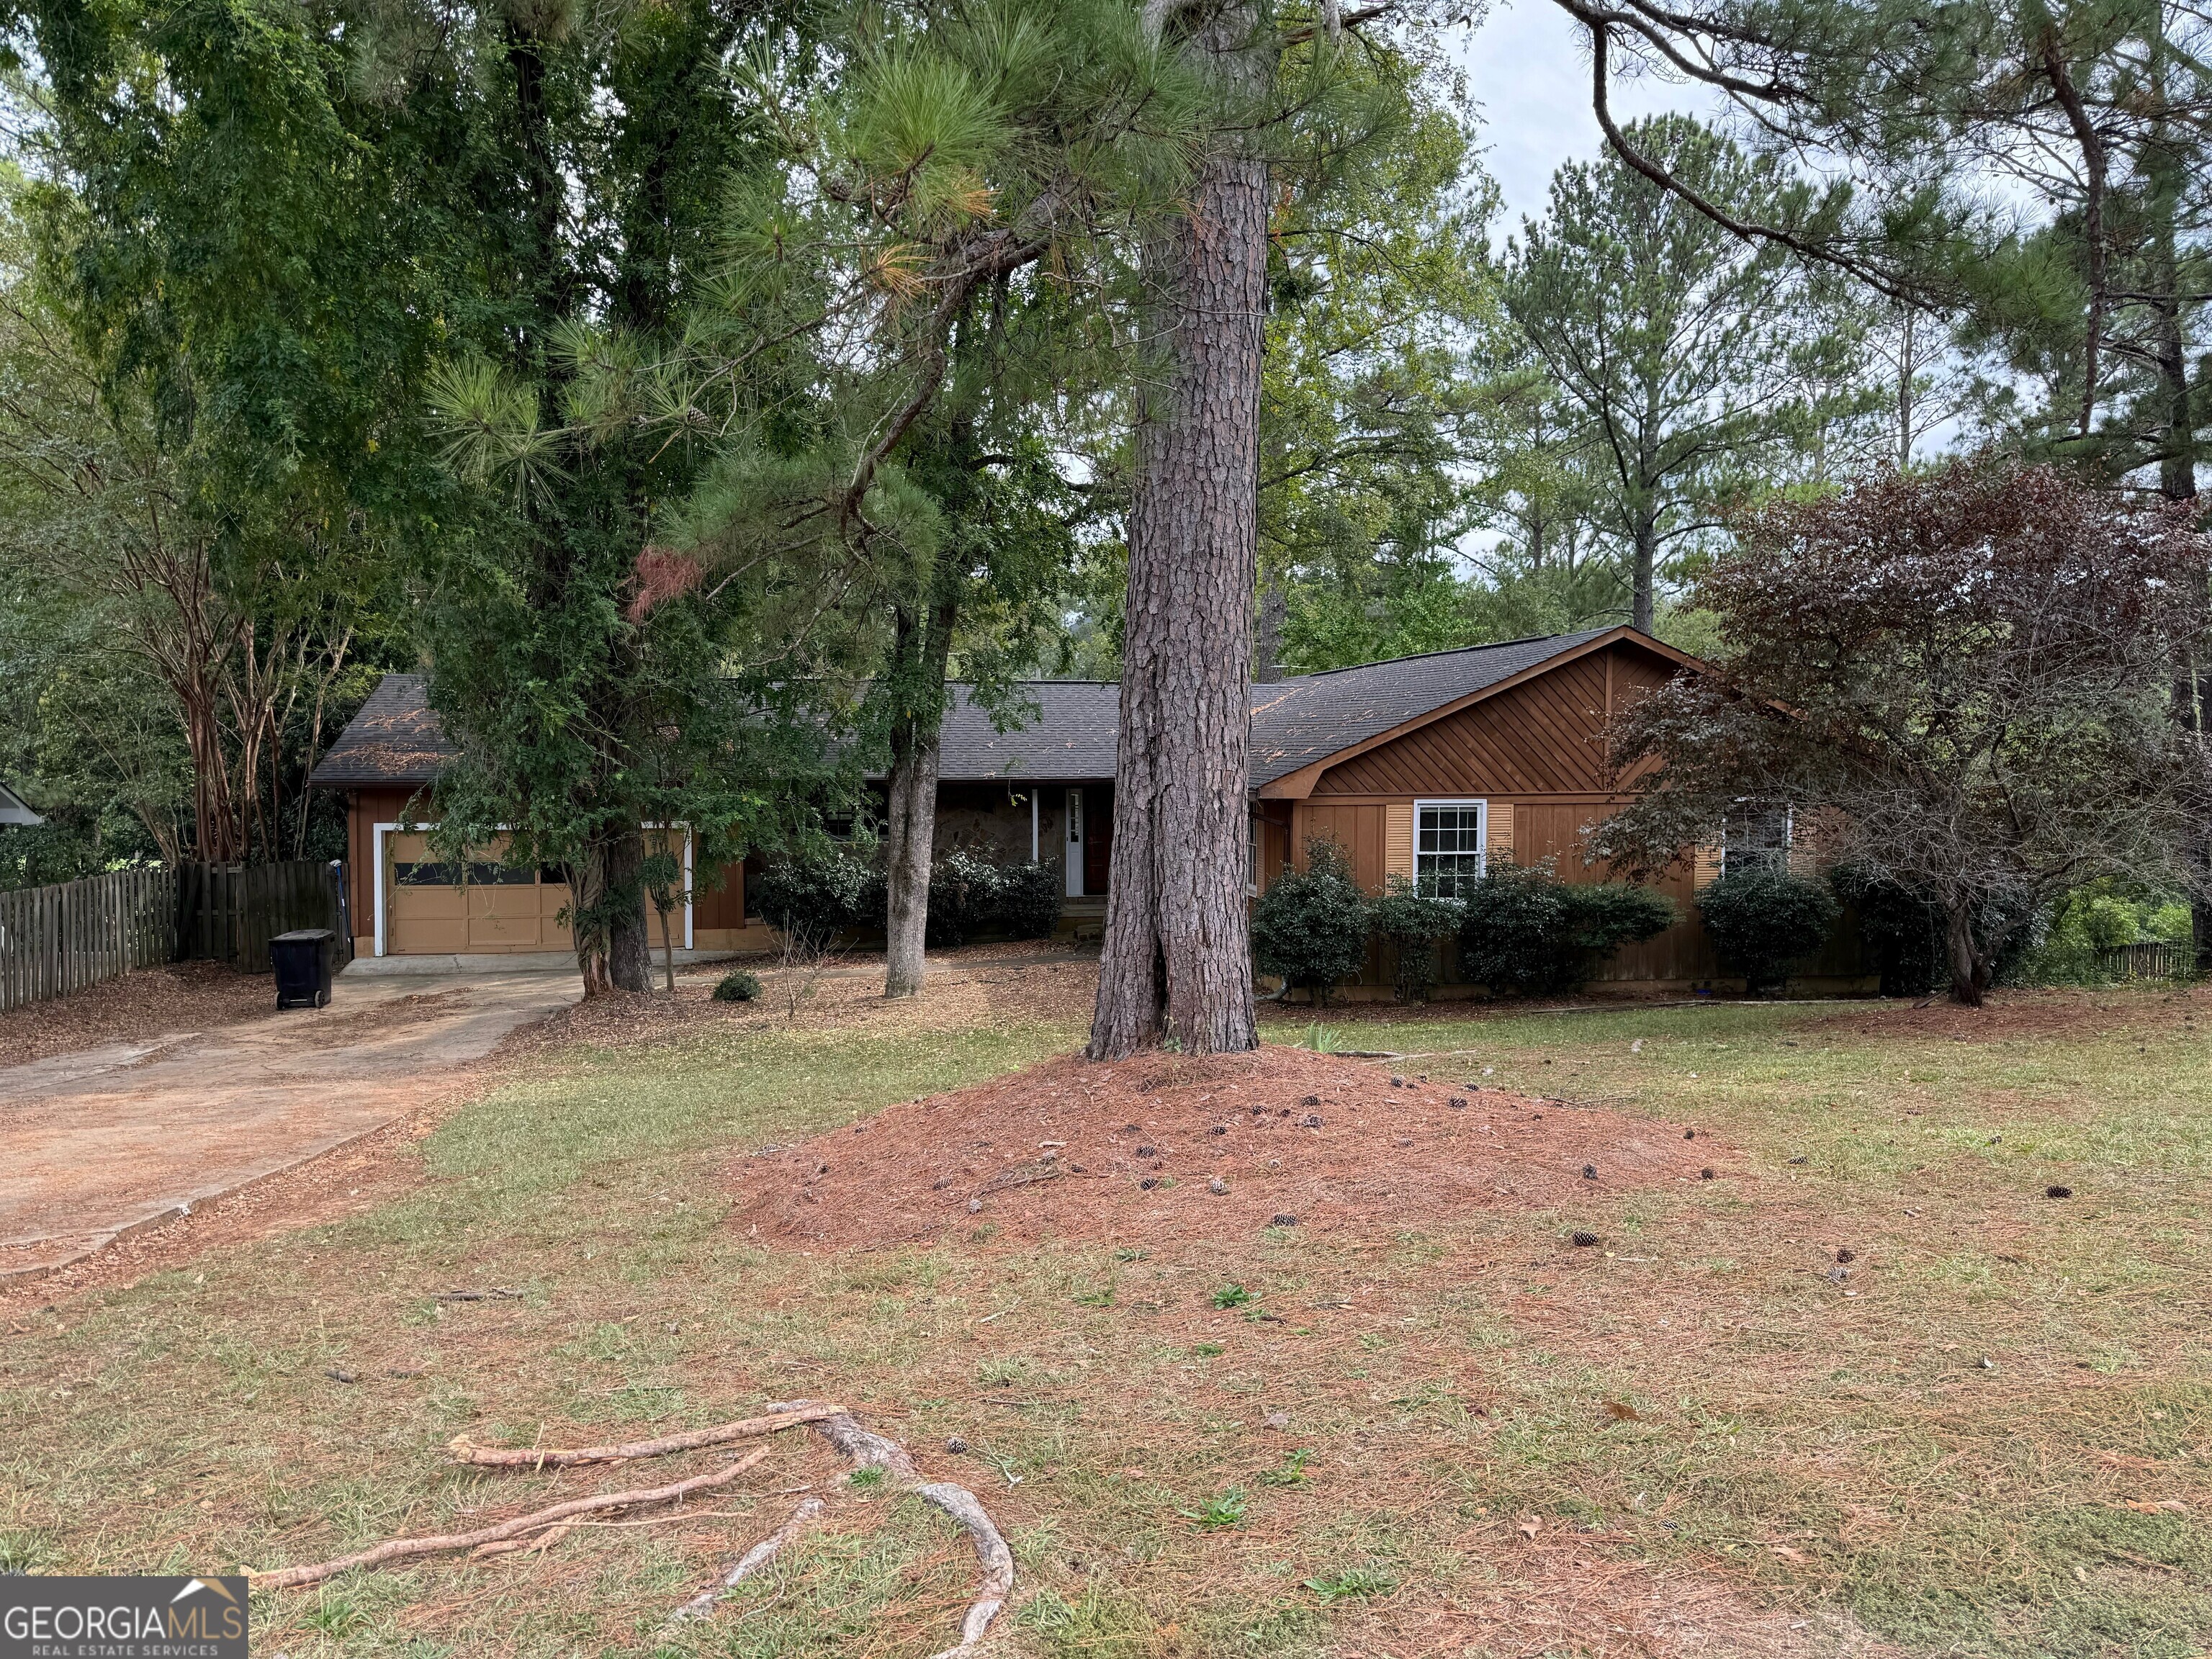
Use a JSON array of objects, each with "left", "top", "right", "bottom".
[{"left": 3, "top": 980, "right": 2209, "bottom": 1658}]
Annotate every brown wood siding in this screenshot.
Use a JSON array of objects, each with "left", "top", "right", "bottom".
[
  {"left": 1255, "top": 809, "right": 1292, "bottom": 894},
  {"left": 346, "top": 787, "right": 423, "bottom": 952},
  {"left": 1508, "top": 801, "right": 1714, "bottom": 981},
  {"left": 1312, "top": 652, "right": 1613, "bottom": 796},
  {"left": 694, "top": 859, "right": 747, "bottom": 929},
  {"left": 1292, "top": 801, "right": 1391, "bottom": 891}
]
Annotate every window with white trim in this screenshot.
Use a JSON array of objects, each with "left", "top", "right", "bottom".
[
  {"left": 1722, "top": 803, "right": 1792, "bottom": 876},
  {"left": 1413, "top": 799, "right": 1487, "bottom": 897}
]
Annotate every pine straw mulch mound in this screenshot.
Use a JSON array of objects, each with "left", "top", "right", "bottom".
[
  {"left": 732, "top": 1045, "right": 1725, "bottom": 1250},
  {"left": 0, "top": 961, "right": 272, "bottom": 1068}
]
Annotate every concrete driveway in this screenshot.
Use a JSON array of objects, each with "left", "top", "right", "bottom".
[{"left": 0, "top": 968, "right": 580, "bottom": 1277}]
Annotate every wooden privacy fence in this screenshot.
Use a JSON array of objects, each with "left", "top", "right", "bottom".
[
  {"left": 2098, "top": 940, "right": 2196, "bottom": 981},
  {"left": 0, "top": 859, "right": 351, "bottom": 1013},
  {"left": 0, "top": 867, "right": 179, "bottom": 1013},
  {"left": 177, "top": 860, "right": 351, "bottom": 974}
]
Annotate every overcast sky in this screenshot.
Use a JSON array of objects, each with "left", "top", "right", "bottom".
[{"left": 1448, "top": 0, "right": 1716, "bottom": 233}]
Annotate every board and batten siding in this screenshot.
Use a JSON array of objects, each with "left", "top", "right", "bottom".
[{"left": 1312, "top": 655, "right": 1617, "bottom": 797}]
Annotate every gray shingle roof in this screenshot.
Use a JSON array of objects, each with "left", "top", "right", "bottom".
[
  {"left": 936, "top": 683, "right": 1119, "bottom": 781},
  {"left": 1248, "top": 629, "right": 1614, "bottom": 786},
  {"left": 310, "top": 631, "right": 1627, "bottom": 792},
  {"left": 307, "top": 673, "right": 456, "bottom": 787}
]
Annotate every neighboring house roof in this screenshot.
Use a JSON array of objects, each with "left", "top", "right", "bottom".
[
  {"left": 309, "top": 629, "right": 1693, "bottom": 793},
  {"left": 307, "top": 673, "right": 457, "bottom": 788},
  {"left": 0, "top": 781, "right": 42, "bottom": 827}
]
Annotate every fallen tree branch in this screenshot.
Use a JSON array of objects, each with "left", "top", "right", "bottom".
[
  {"left": 764, "top": 1401, "right": 1014, "bottom": 1658},
  {"left": 666, "top": 1497, "right": 824, "bottom": 1623},
  {"left": 447, "top": 1402, "right": 842, "bottom": 1468},
  {"left": 249, "top": 1445, "right": 773, "bottom": 1590}
]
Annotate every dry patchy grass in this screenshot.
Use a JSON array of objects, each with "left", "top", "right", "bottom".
[{"left": 2, "top": 982, "right": 2209, "bottom": 1658}]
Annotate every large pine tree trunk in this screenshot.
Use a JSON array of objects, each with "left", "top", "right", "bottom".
[{"left": 1089, "top": 4, "right": 1266, "bottom": 1060}]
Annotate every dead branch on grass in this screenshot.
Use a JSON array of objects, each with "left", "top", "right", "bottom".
[
  {"left": 447, "top": 1401, "right": 842, "bottom": 1468},
  {"left": 666, "top": 1497, "right": 824, "bottom": 1623},
  {"left": 248, "top": 1445, "right": 772, "bottom": 1590}
]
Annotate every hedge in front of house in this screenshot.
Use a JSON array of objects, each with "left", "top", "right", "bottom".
[
  {"left": 1696, "top": 867, "right": 1839, "bottom": 994},
  {"left": 994, "top": 860, "right": 1064, "bottom": 940},
  {"left": 758, "top": 841, "right": 1061, "bottom": 950},
  {"left": 1369, "top": 876, "right": 1464, "bottom": 1002},
  {"left": 752, "top": 842, "right": 886, "bottom": 948},
  {"left": 1251, "top": 838, "right": 1370, "bottom": 1005},
  {"left": 1457, "top": 862, "right": 1675, "bottom": 995}
]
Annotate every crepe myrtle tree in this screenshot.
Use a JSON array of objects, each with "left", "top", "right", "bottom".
[{"left": 1593, "top": 462, "right": 2212, "bottom": 1006}]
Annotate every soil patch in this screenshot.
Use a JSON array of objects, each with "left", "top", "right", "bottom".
[
  {"left": 0, "top": 963, "right": 270, "bottom": 1067},
  {"left": 731, "top": 1045, "right": 1725, "bottom": 1249}
]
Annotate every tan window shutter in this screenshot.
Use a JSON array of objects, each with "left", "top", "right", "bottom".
[
  {"left": 1385, "top": 801, "right": 1413, "bottom": 886},
  {"left": 1692, "top": 840, "right": 1723, "bottom": 889},
  {"left": 1487, "top": 803, "right": 1514, "bottom": 868}
]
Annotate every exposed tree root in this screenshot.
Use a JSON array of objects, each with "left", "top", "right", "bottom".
[
  {"left": 666, "top": 1497, "right": 824, "bottom": 1624},
  {"left": 765, "top": 1400, "right": 1015, "bottom": 1658},
  {"left": 259, "top": 1393, "right": 1011, "bottom": 1655},
  {"left": 248, "top": 1444, "right": 771, "bottom": 1590},
  {"left": 447, "top": 1401, "right": 842, "bottom": 1468},
  {"left": 914, "top": 1480, "right": 1017, "bottom": 1658}
]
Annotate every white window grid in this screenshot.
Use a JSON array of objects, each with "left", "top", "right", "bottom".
[{"left": 1413, "top": 799, "right": 1488, "bottom": 898}]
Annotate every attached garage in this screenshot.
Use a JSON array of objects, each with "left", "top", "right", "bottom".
[{"left": 312, "top": 678, "right": 731, "bottom": 960}]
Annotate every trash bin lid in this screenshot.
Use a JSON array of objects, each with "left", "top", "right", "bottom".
[{"left": 272, "top": 928, "right": 337, "bottom": 943}]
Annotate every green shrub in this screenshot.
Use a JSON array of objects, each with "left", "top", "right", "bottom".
[
  {"left": 1456, "top": 863, "right": 1573, "bottom": 994},
  {"left": 2007, "top": 881, "right": 2197, "bottom": 986},
  {"left": 992, "top": 858, "right": 1063, "bottom": 940},
  {"left": 1696, "top": 868, "right": 1840, "bottom": 994},
  {"left": 752, "top": 841, "right": 884, "bottom": 947},
  {"left": 1368, "top": 876, "right": 1463, "bottom": 1002},
  {"left": 1562, "top": 881, "right": 1677, "bottom": 953},
  {"left": 926, "top": 848, "right": 1004, "bottom": 948},
  {"left": 1251, "top": 838, "right": 1370, "bottom": 1005},
  {"left": 1457, "top": 863, "right": 1673, "bottom": 995},
  {"left": 711, "top": 969, "right": 761, "bottom": 1002}
]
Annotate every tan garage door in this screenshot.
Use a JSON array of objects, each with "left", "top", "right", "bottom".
[{"left": 385, "top": 832, "right": 574, "bottom": 954}]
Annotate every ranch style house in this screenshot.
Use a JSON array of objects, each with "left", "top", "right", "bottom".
[{"left": 309, "top": 625, "right": 1874, "bottom": 994}]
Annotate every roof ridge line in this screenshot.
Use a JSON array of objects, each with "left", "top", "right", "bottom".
[{"left": 1274, "top": 628, "right": 1609, "bottom": 681}]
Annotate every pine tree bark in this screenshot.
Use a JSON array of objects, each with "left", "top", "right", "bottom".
[
  {"left": 884, "top": 599, "right": 958, "bottom": 999},
  {"left": 1089, "top": 1, "right": 1266, "bottom": 1060}
]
